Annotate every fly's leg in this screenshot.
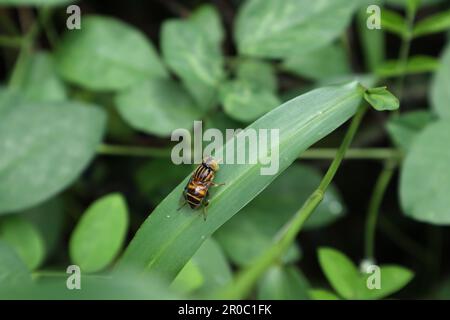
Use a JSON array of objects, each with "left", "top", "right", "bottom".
[{"left": 177, "top": 189, "right": 188, "bottom": 211}]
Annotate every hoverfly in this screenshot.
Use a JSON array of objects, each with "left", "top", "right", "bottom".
[{"left": 177, "top": 156, "right": 225, "bottom": 220}]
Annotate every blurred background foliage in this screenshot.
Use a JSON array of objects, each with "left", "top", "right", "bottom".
[{"left": 0, "top": 0, "right": 450, "bottom": 299}]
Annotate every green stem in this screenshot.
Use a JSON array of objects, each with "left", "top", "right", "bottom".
[
  {"left": 364, "top": 160, "right": 398, "bottom": 261},
  {"left": 98, "top": 143, "right": 402, "bottom": 161},
  {"left": 0, "top": 35, "right": 24, "bottom": 48},
  {"left": 8, "top": 20, "right": 39, "bottom": 88},
  {"left": 216, "top": 105, "right": 368, "bottom": 299},
  {"left": 395, "top": 5, "right": 417, "bottom": 100}
]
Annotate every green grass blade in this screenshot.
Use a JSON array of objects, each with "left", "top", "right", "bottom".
[{"left": 116, "top": 82, "right": 365, "bottom": 280}]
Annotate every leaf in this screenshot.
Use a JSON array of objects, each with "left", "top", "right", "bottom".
[
  {"left": 413, "top": 9, "right": 450, "bottom": 37},
  {"left": 171, "top": 260, "right": 204, "bottom": 294},
  {"left": 17, "top": 52, "right": 66, "bottom": 103},
  {"left": 115, "top": 78, "right": 203, "bottom": 137},
  {"left": 381, "top": 9, "right": 409, "bottom": 38},
  {"left": 55, "top": 15, "right": 167, "bottom": 91},
  {"left": 282, "top": 44, "right": 351, "bottom": 81},
  {"left": 190, "top": 238, "right": 232, "bottom": 295},
  {"left": 0, "top": 216, "right": 45, "bottom": 270},
  {"left": 359, "top": 265, "right": 414, "bottom": 299},
  {"left": 0, "top": 241, "right": 31, "bottom": 288},
  {"left": 387, "top": 111, "right": 435, "bottom": 151},
  {"left": 364, "top": 86, "right": 400, "bottom": 111},
  {"left": 400, "top": 121, "right": 450, "bottom": 224},
  {"left": 189, "top": 4, "right": 224, "bottom": 46},
  {"left": 376, "top": 56, "right": 439, "bottom": 78},
  {"left": 69, "top": 193, "right": 129, "bottom": 273},
  {"left": 257, "top": 265, "right": 310, "bottom": 300},
  {"left": 116, "top": 81, "right": 365, "bottom": 280},
  {"left": 220, "top": 80, "right": 281, "bottom": 122},
  {"left": 431, "top": 44, "right": 450, "bottom": 119},
  {"left": 161, "top": 19, "right": 224, "bottom": 110},
  {"left": 309, "top": 289, "right": 340, "bottom": 300},
  {"left": 318, "top": 247, "right": 360, "bottom": 299},
  {"left": 22, "top": 197, "right": 66, "bottom": 260},
  {"left": 215, "top": 165, "right": 345, "bottom": 266},
  {"left": 0, "top": 0, "right": 72, "bottom": 5},
  {"left": 235, "top": 0, "right": 359, "bottom": 58},
  {"left": 357, "top": 6, "right": 385, "bottom": 71},
  {"left": 386, "top": 0, "right": 444, "bottom": 7},
  {"left": 0, "top": 97, "right": 106, "bottom": 213},
  {"left": 236, "top": 59, "right": 277, "bottom": 92}
]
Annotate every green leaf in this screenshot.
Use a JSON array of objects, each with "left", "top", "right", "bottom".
[
  {"left": 220, "top": 80, "right": 281, "bottom": 122},
  {"left": 413, "top": 9, "right": 450, "bottom": 37},
  {"left": 235, "top": 0, "right": 359, "bottom": 58},
  {"left": 400, "top": 121, "right": 450, "bottom": 224},
  {"left": 357, "top": 6, "right": 385, "bottom": 71},
  {"left": 0, "top": 216, "right": 45, "bottom": 270},
  {"left": 171, "top": 260, "right": 204, "bottom": 294},
  {"left": 189, "top": 4, "right": 224, "bottom": 46},
  {"left": 161, "top": 19, "right": 224, "bottom": 110},
  {"left": 55, "top": 15, "right": 167, "bottom": 91},
  {"left": 364, "top": 86, "right": 400, "bottom": 111},
  {"left": 0, "top": 97, "right": 106, "bottom": 213},
  {"left": 381, "top": 9, "right": 409, "bottom": 38},
  {"left": 309, "top": 289, "right": 340, "bottom": 300},
  {"left": 0, "top": 241, "right": 31, "bottom": 288},
  {"left": 359, "top": 265, "right": 414, "bottom": 299},
  {"left": 386, "top": 0, "right": 444, "bottom": 7},
  {"left": 431, "top": 44, "right": 450, "bottom": 119},
  {"left": 318, "top": 247, "right": 360, "bottom": 299},
  {"left": 282, "top": 44, "right": 351, "bottom": 81},
  {"left": 0, "top": 0, "right": 72, "bottom": 5},
  {"left": 236, "top": 59, "right": 277, "bottom": 92},
  {"left": 257, "top": 265, "right": 310, "bottom": 300},
  {"left": 387, "top": 111, "right": 435, "bottom": 151},
  {"left": 116, "top": 81, "right": 365, "bottom": 280},
  {"left": 190, "top": 238, "right": 232, "bottom": 295},
  {"left": 215, "top": 165, "right": 345, "bottom": 266},
  {"left": 69, "top": 193, "right": 129, "bottom": 273},
  {"left": 376, "top": 56, "right": 439, "bottom": 78},
  {"left": 22, "top": 197, "right": 65, "bottom": 260},
  {"left": 17, "top": 52, "right": 66, "bottom": 103},
  {"left": 115, "top": 78, "right": 203, "bottom": 137}
]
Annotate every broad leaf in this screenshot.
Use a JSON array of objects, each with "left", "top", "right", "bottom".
[
  {"left": 359, "top": 265, "right": 413, "bottom": 299},
  {"left": 376, "top": 56, "right": 439, "bottom": 78},
  {"left": 431, "top": 44, "right": 450, "bottom": 119},
  {"left": 69, "top": 193, "right": 129, "bottom": 273},
  {"left": 381, "top": 9, "right": 409, "bottom": 39},
  {"left": 0, "top": 97, "right": 106, "bottom": 213},
  {"left": 0, "top": 241, "right": 31, "bottom": 288},
  {"left": 413, "top": 9, "right": 450, "bottom": 38},
  {"left": 115, "top": 78, "right": 203, "bottom": 137},
  {"left": 282, "top": 44, "right": 351, "bottom": 81},
  {"left": 55, "top": 15, "right": 167, "bottom": 91},
  {"left": 189, "top": 4, "right": 224, "bottom": 46},
  {"left": 318, "top": 247, "right": 360, "bottom": 299},
  {"left": 309, "top": 289, "right": 340, "bottom": 300},
  {"left": 220, "top": 80, "right": 281, "bottom": 122},
  {"left": 257, "top": 265, "right": 310, "bottom": 300},
  {"left": 387, "top": 111, "right": 435, "bottom": 151},
  {"left": 116, "top": 81, "right": 365, "bottom": 280},
  {"left": 400, "top": 121, "right": 450, "bottom": 224},
  {"left": 0, "top": 216, "right": 45, "bottom": 270},
  {"left": 235, "top": 0, "right": 359, "bottom": 58},
  {"left": 364, "top": 87, "right": 400, "bottom": 111},
  {"left": 161, "top": 19, "right": 224, "bottom": 110},
  {"left": 236, "top": 59, "right": 277, "bottom": 92}
]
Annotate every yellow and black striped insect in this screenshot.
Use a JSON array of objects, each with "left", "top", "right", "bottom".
[{"left": 178, "top": 156, "right": 224, "bottom": 220}]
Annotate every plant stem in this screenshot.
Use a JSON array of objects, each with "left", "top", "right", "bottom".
[
  {"left": 364, "top": 160, "right": 398, "bottom": 261},
  {"left": 0, "top": 35, "right": 24, "bottom": 48},
  {"left": 98, "top": 143, "right": 402, "bottom": 161},
  {"left": 395, "top": 5, "right": 417, "bottom": 100},
  {"left": 216, "top": 105, "right": 368, "bottom": 299}
]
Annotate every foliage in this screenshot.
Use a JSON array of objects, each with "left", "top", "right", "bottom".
[{"left": 0, "top": 0, "right": 449, "bottom": 300}]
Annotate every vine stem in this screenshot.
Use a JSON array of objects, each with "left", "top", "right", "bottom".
[
  {"left": 364, "top": 160, "right": 398, "bottom": 261},
  {"left": 215, "top": 105, "right": 368, "bottom": 299},
  {"left": 97, "top": 144, "right": 402, "bottom": 161}
]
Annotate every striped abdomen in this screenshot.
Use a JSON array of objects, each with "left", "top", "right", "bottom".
[{"left": 184, "top": 180, "right": 209, "bottom": 209}]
